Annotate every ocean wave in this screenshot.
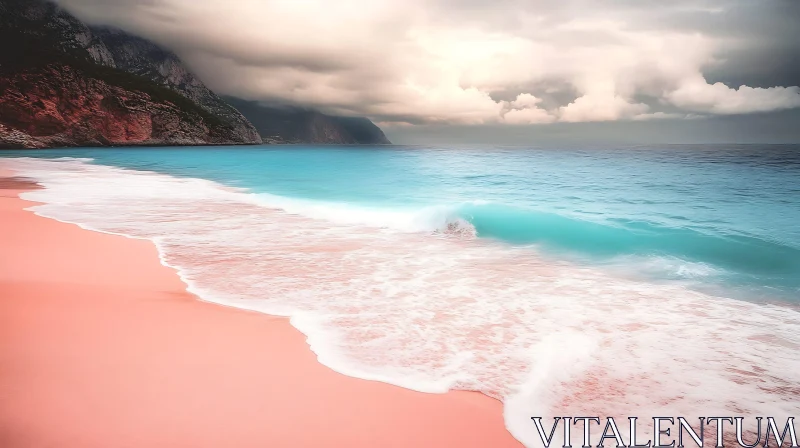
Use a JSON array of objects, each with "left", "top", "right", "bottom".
[
  {"left": 459, "top": 203, "right": 800, "bottom": 273},
  {"left": 607, "top": 254, "right": 722, "bottom": 279},
  {"left": 239, "top": 193, "right": 800, "bottom": 291},
  {"left": 7, "top": 157, "right": 800, "bottom": 448},
  {"left": 11, "top": 155, "right": 800, "bottom": 295},
  {"left": 248, "top": 192, "right": 473, "bottom": 235},
  {"left": 251, "top": 192, "right": 800, "bottom": 289}
]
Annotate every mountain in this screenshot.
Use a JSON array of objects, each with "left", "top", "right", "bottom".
[
  {"left": 0, "top": 0, "right": 262, "bottom": 148},
  {"left": 224, "top": 97, "right": 391, "bottom": 145}
]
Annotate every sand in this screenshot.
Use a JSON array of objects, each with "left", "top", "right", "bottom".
[{"left": 0, "top": 170, "right": 522, "bottom": 448}]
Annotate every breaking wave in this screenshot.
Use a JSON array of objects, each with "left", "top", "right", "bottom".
[
  {"left": 246, "top": 191, "right": 800, "bottom": 297},
  {"left": 6, "top": 157, "right": 800, "bottom": 448}
]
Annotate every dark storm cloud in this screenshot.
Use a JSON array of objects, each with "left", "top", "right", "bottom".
[
  {"left": 634, "top": 0, "right": 800, "bottom": 88},
  {"left": 52, "top": 0, "right": 800, "bottom": 128}
]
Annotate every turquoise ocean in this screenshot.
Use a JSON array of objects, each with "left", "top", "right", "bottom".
[{"left": 3, "top": 145, "right": 799, "bottom": 445}]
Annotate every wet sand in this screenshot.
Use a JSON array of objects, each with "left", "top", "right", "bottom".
[{"left": 0, "top": 169, "right": 521, "bottom": 448}]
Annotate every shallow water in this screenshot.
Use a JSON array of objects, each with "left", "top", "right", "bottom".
[{"left": 3, "top": 144, "right": 799, "bottom": 446}]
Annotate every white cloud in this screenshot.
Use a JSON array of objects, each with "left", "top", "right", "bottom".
[
  {"left": 510, "top": 93, "right": 545, "bottom": 110},
  {"left": 666, "top": 76, "right": 800, "bottom": 114},
  {"left": 559, "top": 94, "right": 649, "bottom": 122},
  {"left": 56, "top": 0, "right": 800, "bottom": 125},
  {"left": 501, "top": 94, "right": 555, "bottom": 124}
]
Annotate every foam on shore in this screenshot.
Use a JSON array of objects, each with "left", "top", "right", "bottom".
[{"left": 7, "top": 157, "right": 800, "bottom": 447}]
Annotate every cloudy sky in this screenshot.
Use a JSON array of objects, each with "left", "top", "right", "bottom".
[{"left": 57, "top": 0, "right": 800, "bottom": 143}]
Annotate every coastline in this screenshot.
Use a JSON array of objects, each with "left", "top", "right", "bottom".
[{"left": 0, "top": 169, "right": 521, "bottom": 447}]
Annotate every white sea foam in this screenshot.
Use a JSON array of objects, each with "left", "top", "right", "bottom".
[
  {"left": 602, "top": 255, "right": 723, "bottom": 283},
  {"left": 6, "top": 157, "right": 800, "bottom": 448},
  {"left": 247, "top": 192, "right": 477, "bottom": 237}
]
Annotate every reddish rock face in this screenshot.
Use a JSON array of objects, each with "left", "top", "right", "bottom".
[
  {"left": 0, "top": 0, "right": 390, "bottom": 148},
  {"left": 0, "top": 0, "right": 262, "bottom": 149},
  {"left": 0, "top": 64, "right": 222, "bottom": 148}
]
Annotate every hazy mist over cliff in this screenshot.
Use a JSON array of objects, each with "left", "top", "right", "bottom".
[{"left": 52, "top": 0, "right": 800, "bottom": 144}]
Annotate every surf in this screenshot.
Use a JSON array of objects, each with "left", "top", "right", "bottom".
[
  {"left": 245, "top": 189, "right": 800, "bottom": 298},
  {"left": 7, "top": 156, "right": 800, "bottom": 448}
]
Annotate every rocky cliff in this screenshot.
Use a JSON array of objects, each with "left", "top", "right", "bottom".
[
  {"left": 225, "top": 97, "right": 391, "bottom": 145},
  {"left": 0, "top": 0, "right": 262, "bottom": 148}
]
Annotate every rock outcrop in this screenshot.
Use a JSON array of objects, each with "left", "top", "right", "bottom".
[
  {"left": 224, "top": 97, "right": 392, "bottom": 145},
  {"left": 0, "top": 0, "right": 262, "bottom": 148},
  {"left": 88, "top": 28, "right": 262, "bottom": 144}
]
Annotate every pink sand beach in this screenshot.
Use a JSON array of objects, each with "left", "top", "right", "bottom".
[{"left": 0, "top": 170, "right": 521, "bottom": 447}]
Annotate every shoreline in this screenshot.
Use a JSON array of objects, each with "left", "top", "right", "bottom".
[{"left": 0, "top": 169, "right": 521, "bottom": 447}]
